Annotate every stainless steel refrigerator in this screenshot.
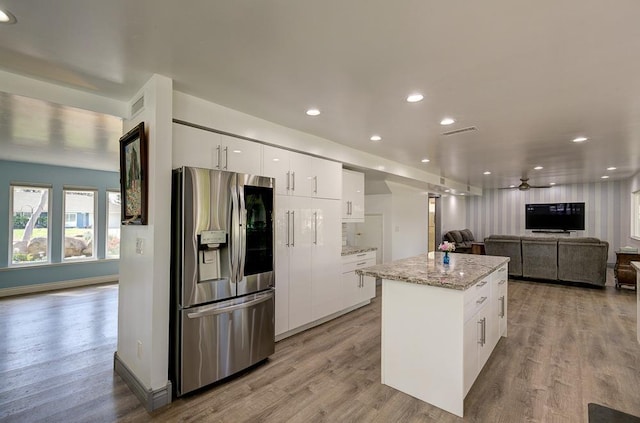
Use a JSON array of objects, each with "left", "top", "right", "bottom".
[{"left": 170, "top": 166, "right": 275, "bottom": 397}]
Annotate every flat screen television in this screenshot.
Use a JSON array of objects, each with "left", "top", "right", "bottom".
[{"left": 525, "top": 202, "right": 585, "bottom": 231}]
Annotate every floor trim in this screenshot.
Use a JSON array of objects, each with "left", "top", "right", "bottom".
[
  {"left": 113, "top": 352, "right": 172, "bottom": 412},
  {"left": 275, "top": 299, "right": 372, "bottom": 342},
  {"left": 0, "top": 275, "right": 118, "bottom": 297}
]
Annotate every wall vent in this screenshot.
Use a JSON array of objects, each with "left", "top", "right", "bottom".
[
  {"left": 131, "top": 95, "right": 145, "bottom": 118},
  {"left": 442, "top": 126, "right": 477, "bottom": 136}
]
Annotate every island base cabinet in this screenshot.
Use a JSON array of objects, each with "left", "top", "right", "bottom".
[
  {"left": 381, "top": 279, "right": 466, "bottom": 418},
  {"left": 380, "top": 263, "right": 508, "bottom": 418}
]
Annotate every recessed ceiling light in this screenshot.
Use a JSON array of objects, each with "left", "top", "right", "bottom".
[
  {"left": 572, "top": 136, "right": 588, "bottom": 143},
  {"left": 607, "top": 166, "right": 617, "bottom": 171},
  {"left": 306, "top": 108, "right": 320, "bottom": 116},
  {"left": 440, "top": 117, "right": 455, "bottom": 126},
  {"left": 509, "top": 185, "right": 516, "bottom": 188},
  {"left": 460, "top": 193, "right": 466, "bottom": 196},
  {"left": 534, "top": 166, "right": 543, "bottom": 170},
  {"left": 272, "top": 158, "right": 280, "bottom": 162},
  {"left": 549, "top": 182, "right": 556, "bottom": 186},
  {"left": 421, "top": 158, "right": 430, "bottom": 163},
  {"left": 232, "top": 150, "right": 242, "bottom": 154},
  {"left": 0, "top": 9, "right": 17, "bottom": 24},
  {"left": 444, "top": 189, "right": 450, "bottom": 193},
  {"left": 406, "top": 93, "right": 424, "bottom": 103},
  {"left": 483, "top": 171, "right": 491, "bottom": 175},
  {"left": 377, "top": 165, "right": 385, "bottom": 171},
  {"left": 370, "top": 135, "right": 382, "bottom": 141},
  {"left": 601, "top": 175, "right": 609, "bottom": 179}
]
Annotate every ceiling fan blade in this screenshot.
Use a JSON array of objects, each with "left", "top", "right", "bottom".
[{"left": 529, "top": 185, "right": 552, "bottom": 189}]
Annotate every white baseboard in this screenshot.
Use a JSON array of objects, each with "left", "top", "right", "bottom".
[
  {"left": 0, "top": 275, "right": 118, "bottom": 297},
  {"left": 275, "top": 299, "right": 372, "bottom": 342}
]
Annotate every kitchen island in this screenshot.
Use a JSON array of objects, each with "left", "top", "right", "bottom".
[{"left": 356, "top": 252, "right": 509, "bottom": 417}]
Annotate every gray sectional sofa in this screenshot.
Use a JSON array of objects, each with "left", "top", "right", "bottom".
[
  {"left": 442, "top": 229, "right": 475, "bottom": 253},
  {"left": 484, "top": 235, "right": 608, "bottom": 287}
]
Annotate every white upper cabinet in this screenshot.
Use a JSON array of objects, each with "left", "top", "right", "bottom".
[
  {"left": 173, "top": 123, "right": 218, "bottom": 169},
  {"left": 312, "top": 158, "right": 342, "bottom": 200},
  {"left": 217, "top": 134, "right": 262, "bottom": 175},
  {"left": 342, "top": 169, "right": 365, "bottom": 222},
  {"left": 263, "top": 145, "right": 341, "bottom": 199},
  {"left": 172, "top": 123, "right": 262, "bottom": 174}
]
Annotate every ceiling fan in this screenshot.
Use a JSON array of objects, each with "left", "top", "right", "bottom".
[{"left": 503, "top": 178, "right": 552, "bottom": 191}]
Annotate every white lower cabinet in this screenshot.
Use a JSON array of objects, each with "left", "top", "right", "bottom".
[
  {"left": 274, "top": 195, "right": 343, "bottom": 337},
  {"left": 275, "top": 195, "right": 313, "bottom": 335},
  {"left": 341, "top": 251, "right": 376, "bottom": 309},
  {"left": 311, "top": 199, "right": 343, "bottom": 320},
  {"left": 493, "top": 265, "right": 508, "bottom": 340},
  {"left": 463, "top": 265, "right": 508, "bottom": 396}
]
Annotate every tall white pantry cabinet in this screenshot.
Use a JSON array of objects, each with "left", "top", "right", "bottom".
[{"left": 262, "top": 145, "right": 343, "bottom": 337}]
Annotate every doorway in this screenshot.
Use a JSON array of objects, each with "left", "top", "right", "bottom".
[{"left": 428, "top": 196, "right": 439, "bottom": 253}]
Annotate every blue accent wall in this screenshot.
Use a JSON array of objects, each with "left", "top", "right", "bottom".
[{"left": 0, "top": 160, "right": 119, "bottom": 289}]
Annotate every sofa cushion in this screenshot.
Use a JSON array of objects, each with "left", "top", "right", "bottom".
[
  {"left": 449, "top": 230, "right": 463, "bottom": 244},
  {"left": 558, "top": 237, "right": 601, "bottom": 244},
  {"left": 460, "top": 229, "right": 474, "bottom": 242}
]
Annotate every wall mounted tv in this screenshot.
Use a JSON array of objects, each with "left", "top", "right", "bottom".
[{"left": 525, "top": 202, "right": 585, "bottom": 231}]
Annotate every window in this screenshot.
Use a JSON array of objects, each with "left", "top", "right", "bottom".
[
  {"left": 106, "top": 191, "right": 121, "bottom": 258},
  {"left": 64, "top": 213, "right": 77, "bottom": 227},
  {"left": 632, "top": 190, "right": 640, "bottom": 240},
  {"left": 10, "top": 185, "right": 51, "bottom": 265},
  {"left": 63, "top": 189, "right": 96, "bottom": 260}
]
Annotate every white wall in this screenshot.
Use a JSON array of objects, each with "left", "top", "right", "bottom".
[
  {"left": 466, "top": 180, "right": 639, "bottom": 263},
  {"left": 441, "top": 194, "right": 467, "bottom": 235},
  {"left": 364, "top": 194, "right": 393, "bottom": 263},
  {"left": 117, "top": 74, "right": 173, "bottom": 391}
]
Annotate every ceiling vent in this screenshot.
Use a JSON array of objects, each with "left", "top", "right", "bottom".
[
  {"left": 131, "top": 95, "right": 145, "bottom": 118},
  {"left": 441, "top": 126, "right": 477, "bottom": 136}
]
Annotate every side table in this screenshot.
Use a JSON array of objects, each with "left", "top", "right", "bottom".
[
  {"left": 614, "top": 251, "right": 640, "bottom": 290},
  {"left": 471, "top": 242, "right": 486, "bottom": 255}
]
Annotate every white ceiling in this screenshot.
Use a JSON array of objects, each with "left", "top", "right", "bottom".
[{"left": 1, "top": 1, "right": 639, "bottom": 188}]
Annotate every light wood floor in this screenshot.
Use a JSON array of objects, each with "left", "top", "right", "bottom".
[{"left": 1, "top": 273, "right": 639, "bottom": 422}]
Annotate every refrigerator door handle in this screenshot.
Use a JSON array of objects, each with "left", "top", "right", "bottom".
[
  {"left": 215, "top": 145, "right": 221, "bottom": 169},
  {"left": 186, "top": 292, "right": 274, "bottom": 318},
  {"left": 230, "top": 184, "right": 240, "bottom": 284},
  {"left": 291, "top": 210, "right": 295, "bottom": 246},
  {"left": 238, "top": 186, "right": 247, "bottom": 279},
  {"left": 223, "top": 146, "right": 229, "bottom": 169}
]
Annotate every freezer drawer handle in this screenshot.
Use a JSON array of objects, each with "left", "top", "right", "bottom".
[{"left": 187, "top": 294, "right": 273, "bottom": 319}]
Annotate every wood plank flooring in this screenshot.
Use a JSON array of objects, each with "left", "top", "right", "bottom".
[{"left": 1, "top": 274, "right": 639, "bottom": 422}]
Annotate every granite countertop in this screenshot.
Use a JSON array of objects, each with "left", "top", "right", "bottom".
[
  {"left": 632, "top": 261, "right": 640, "bottom": 272},
  {"left": 355, "top": 252, "right": 509, "bottom": 291},
  {"left": 342, "top": 246, "right": 378, "bottom": 256}
]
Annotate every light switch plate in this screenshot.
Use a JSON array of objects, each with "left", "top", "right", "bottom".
[{"left": 136, "top": 238, "right": 144, "bottom": 254}]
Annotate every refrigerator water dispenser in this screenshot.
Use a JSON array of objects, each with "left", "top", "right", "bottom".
[{"left": 198, "top": 230, "right": 227, "bottom": 282}]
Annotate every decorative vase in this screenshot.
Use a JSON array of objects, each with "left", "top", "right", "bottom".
[{"left": 443, "top": 251, "right": 450, "bottom": 265}]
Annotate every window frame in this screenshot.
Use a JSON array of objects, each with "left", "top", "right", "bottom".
[
  {"left": 9, "top": 184, "right": 52, "bottom": 267},
  {"left": 62, "top": 187, "right": 98, "bottom": 261},
  {"left": 105, "top": 190, "right": 121, "bottom": 259}
]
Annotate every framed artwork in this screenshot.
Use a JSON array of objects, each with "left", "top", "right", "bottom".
[{"left": 119, "top": 122, "right": 148, "bottom": 225}]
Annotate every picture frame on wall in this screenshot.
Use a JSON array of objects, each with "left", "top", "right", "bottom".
[{"left": 119, "top": 122, "right": 148, "bottom": 225}]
